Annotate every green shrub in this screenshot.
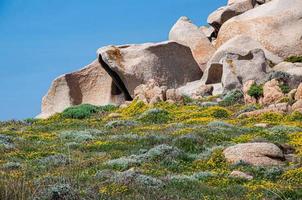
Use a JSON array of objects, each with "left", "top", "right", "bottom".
[
  {"left": 219, "top": 89, "right": 244, "bottom": 107},
  {"left": 99, "top": 104, "right": 118, "bottom": 113},
  {"left": 183, "top": 95, "right": 194, "bottom": 105},
  {"left": 212, "top": 109, "right": 230, "bottom": 119},
  {"left": 138, "top": 108, "right": 170, "bottom": 124},
  {"left": 265, "top": 71, "right": 291, "bottom": 83},
  {"left": 35, "top": 183, "right": 78, "bottom": 200},
  {"left": 173, "top": 134, "right": 203, "bottom": 153},
  {"left": 285, "top": 56, "right": 302, "bottom": 63},
  {"left": 62, "top": 104, "right": 99, "bottom": 119},
  {"left": 279, "top": 84, "right": 290, "bottom": 94},
  {"left": 247, "top": 83, "right": 263, "bottom": 99}
]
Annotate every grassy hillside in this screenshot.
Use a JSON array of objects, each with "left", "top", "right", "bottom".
[{"left": 1, "top": 99, "right": 301, "bottom": 200}]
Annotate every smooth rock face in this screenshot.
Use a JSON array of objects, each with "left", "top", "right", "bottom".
[
  {"left": 176, "top": 80, "right": 213, "bottom": 100},
  {"left": 203, "top": 48, "right": 269, "bottom": 92},
  {"left": 38, "top": 60, "right": 124, "bottom": 119},
  {"left": 208, "top": 0, "right": 256, "bottom": 31},
  {"left": 165, "top": 81, "right": 213, "bottom": 103},
  {"left": 295, "top": 83, "right": 302, "bottom": 100},
  {"left": 262, "top": 79, "right": 284, "bottom": 105},
  {"left": 216, "top": 0, "right": 302, "bottom": 58},
  {"left": 223, "top": 49, "right": 268, "bottom": 91},
  {"left": 98, "top": 41, "right": 202, "bottom": 98},
  {"left": 292, "top": 100, "right": 302, "bottom": 111},
  {"left": 169, "top": 17, "right": 216, "bottom": 71},
  {"left": 224, "top": 143, "right": 285, "bottom": 166},
  {"left": 199, "top": 26, "right": 215, "bottom": 39},
  {"left": 272, "top": 62, "right": 302, "bottom": 88},
  {"left": 201, "top": 35, "right": 282, "bottom": 91},
  {"left": 273, "top": 62, "right": 302, "bottom": 77}
]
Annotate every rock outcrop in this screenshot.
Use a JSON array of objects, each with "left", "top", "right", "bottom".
[
  {"left": 37, "top": 60, "right": 124, "bottom": 119},
  {"left": 208, "top": 0, "right": 256, "bottom": 32},
  {"left": 98, "top": 41, "right": 202, "bottom": 98},
  {"left": 224, "top": 143, "right": 285, "bottom": 166},
  {"left": 169, "top": 17, "right": 216, "bottom": 71},
  {"left": 262, "top": 79, "right": 284, "bottom": 105},
  {"left": 215, "top": 0, "right": 302, "bottom": 58},
  {"left": 166, "top": 81, "right": 213, "bottom": 102},
  {"left": 201, "top": 35, "right": 282, "bottom": 94},
  {"left": 272, "top": 62, "right": 302, "bottom": 89},
  {"left": 134, "top": 79, "right": 167, "bottom": 104},
  {"left": 294, "top": 83, "right": 302, "bottom": 102},
  {"left": 202, "top": 48, "right": 269, "bottom": 92},
  {"left": 39, "top": 0, "right": 302, "bottom": 118}
]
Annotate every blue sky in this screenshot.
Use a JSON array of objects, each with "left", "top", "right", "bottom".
[{"left": 0, "top": 0, "right": 226, "bottom": 120}]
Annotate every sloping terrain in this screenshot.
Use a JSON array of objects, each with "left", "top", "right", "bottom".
[{"left": 1, "top": 99, "right": 301, "bottom": 200}]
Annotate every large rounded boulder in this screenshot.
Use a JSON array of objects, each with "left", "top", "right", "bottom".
[
  {"left": 215, "top": 0, "right": 302, "bottom": 58},
  {"left": 37, "top": 60, "right": 124, "bottom": 119},
  {"left": 98, "top": 41, "right": 202, "bottom": 98}
]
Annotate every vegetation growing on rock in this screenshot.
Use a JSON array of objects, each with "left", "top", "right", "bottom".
[
  {"left": 285, "top": 55, "right": 302, "bottom": 63},
  {"left": 248, "top": 83, "right": 264, "bottom": 100}
]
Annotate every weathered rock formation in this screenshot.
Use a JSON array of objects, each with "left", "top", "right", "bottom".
[
  {"left": 169, "top": 17, "right": 216, "bottom": 71},
  {"left": 215, "top": 0, "right": 302, "bottom": 58},
  {"left": 201, "top": 35, "right": 283, "bottom": 94},
  {"left": 166, "top": 81, "right": 213, "bottom": 102},
  {"left": 98, "top": 41, "right": 202, "bottom": 98},
  {"left": 208, "top": 0, "right": 256, "bottom": 32},
  {"left": 262, "top": 79, "right": 284, "bottom": 105},
  {"left": 39, "top": 0, "right": 302, "bottom": 118},
  {"left": 37, "top": 60, "right": 125, "bottom": 119},
  {"left": 202, "top": 48, "right": 269, "bottom": 92},
  {"left": 134, "top": 79, "right": 167, "bottom": 104}
]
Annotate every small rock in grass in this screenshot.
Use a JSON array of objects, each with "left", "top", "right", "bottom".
[
  {"left": 230, "top": 170, "right": 253, "bottom": 180},
  {"left": 224, "top": 143, "right": 285, "bottom": 166},
  {"left": 254, "top": 123, "right": 268, "bottom": 128}
]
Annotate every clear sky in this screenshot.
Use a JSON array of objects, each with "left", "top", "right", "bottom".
[{"left": 0, "top": 0, "right": 226, "bottom": 120}]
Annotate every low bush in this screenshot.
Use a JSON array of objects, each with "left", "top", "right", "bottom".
[
  {"left": 219, "top": 89, "right": 244, "bottom": 107},
  {"left": 173, "top": 134, "right": 203, "bottom": 153},
  {"left": 34, "top": 183, "right": 78, "bottom": 200},
  {"left": 212, "top": 108, "right": 231, "bottom": 119},
  {"left": 248, "top": 83, "right": 263, "bottom": 99},
  {"left": 105, "top": 120, "right": 138, "bottom": 129},
  {"left": 279, "top": 84, "right": 290, "bottom": 94},
  {"left": 287, "top": 111, "right": 302, "bottom": 121},
  {"left": 265, "top": 71, "right": 291, "bottom": 83},
  {"left": 38, "top": 154, "right": 71, "bottom": 167},
  {"left": 138, "top": 108, "right": 170, "bottom": 124},
  {"left": 59, "top": 130, "right": 94, "bottom": 142},
  {"left": 62, "top": 104, "right": 100, "bottom": 119}
]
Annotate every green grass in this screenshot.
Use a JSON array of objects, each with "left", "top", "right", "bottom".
[
  {"left": 0, "top": 100, "right": 302, "bottom": 200},
  {"left": 285, "top": 56, "right": 302, "bottom": 63}
]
